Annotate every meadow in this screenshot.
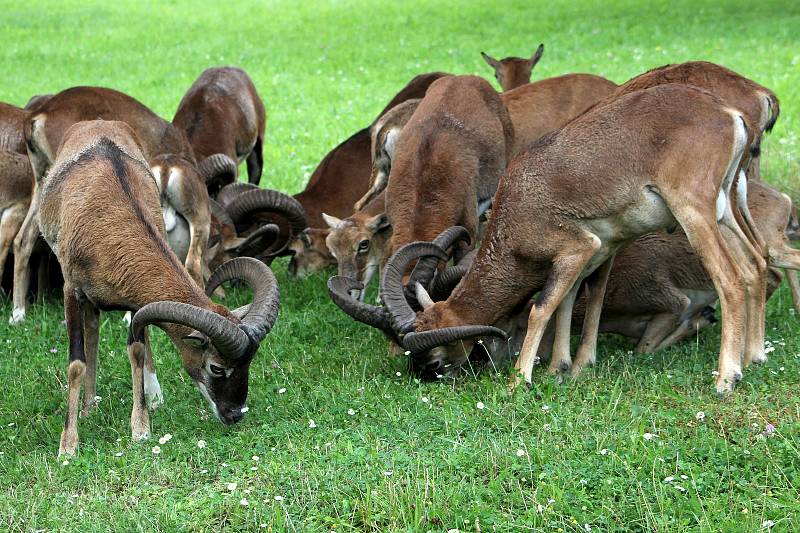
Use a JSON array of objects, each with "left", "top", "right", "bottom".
[{"left": 0, "top": 0, "right": 799, "bottom": 530}]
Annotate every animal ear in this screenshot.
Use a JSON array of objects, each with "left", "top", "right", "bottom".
[
  {"left": 530, "top": 43, "right": 544, "bottom": 68},
  {"left": 480, "top": 51, "right": 500, "bottom": 69},
  {"left": 182, "top": 332, "right": 209, "bottom": 349},
  {"left": 322, "top": 213, "right": 343, "bottom": 229},
  {"left": 366, "top": 213, "right": 391, "bottom": 234}
]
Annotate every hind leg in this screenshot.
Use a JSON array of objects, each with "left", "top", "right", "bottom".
[
  {"left": 127, "top": 329, "right": 151, "bottom": 442},
  {"left": 59, "top": 284, "right": 86, "bottom": 456},
  {"left": 654, "top": 307, "right": 717, "bottom": 352},
  {"left": 246, "top": 136, "right": 263, "bottom": 186},
  {"left": 10, "top": 198, "right": 41, "bottom": 324},
  {"left": 634, "top": 313, "right": 682, "bottom": 354},
  {"left": 80, "top": 301, "right": 100, "bottom": 417}
]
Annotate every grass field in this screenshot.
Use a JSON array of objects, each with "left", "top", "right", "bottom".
[{"left": 1, "top": 0, "right": 799, "bottom": 531}]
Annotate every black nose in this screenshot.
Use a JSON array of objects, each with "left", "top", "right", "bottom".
[{"left": 220, "top": 408, "right": 245, "bottom": 425}]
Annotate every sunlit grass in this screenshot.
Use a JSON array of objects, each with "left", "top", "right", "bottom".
[{"left": 0, "top": 0, "right": 798, "bottom": 530}]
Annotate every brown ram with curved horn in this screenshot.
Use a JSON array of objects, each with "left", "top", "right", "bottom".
[
  {"left": 38, "top": 121, "right": 280, "bottom": 456},
  {"left": 173, "top": 67, "right": 267, "bottom": 194}
]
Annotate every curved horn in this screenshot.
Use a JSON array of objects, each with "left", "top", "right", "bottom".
[
  {"left": 408, "top": 226, "right": 471, "bottom": 293},
  {"left": 381, "top": 242, "right": 448, "bottom": 334},
  {"left": 131, "top": 301, "right": 252, "bottom": 360},
  {"left": 227, "top": 224, "right": 282, "bottom": 257},
  {"left": 217, "top": 182, "right": 258, "bottom": 207},
  {"left": 327, "top": 276, "right": 393, "bottom": 333},
  {"left": 403, "top": 325, "right": 507, "bottom": 354},
  {"left": 225, "top": 188, "right": 307, "bottom": 256},
  {"left": 430, "top": 264, "right": 469, "bottom": 301},
  {"left": 209, "top": 198, "right": 235, "bottom": 229},
  {"left": 199, "top": 154, "right": 238, "bottom": 196},
  {"left": 205, "top": 257, "right": 280, "bottom": 341}
]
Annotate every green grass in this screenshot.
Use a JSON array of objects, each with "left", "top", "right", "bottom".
[{"left": 1, "top": 0, "right": 799, "bottom": 530}]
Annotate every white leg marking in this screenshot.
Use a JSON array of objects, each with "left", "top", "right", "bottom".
[{"left": 144, "top": 368, "right": 164, "bottom": 410}]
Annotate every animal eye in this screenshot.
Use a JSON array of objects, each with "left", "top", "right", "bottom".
[
  {"left": 209, "top": 364, "right": 226, "bottom": 377},
  {"left": 358, "top": 239, "right": 370, "bottom": 251}
]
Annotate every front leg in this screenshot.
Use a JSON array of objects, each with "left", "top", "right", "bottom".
[
  {"left": 571, "top": 256, "right": 614, "bottom": 376},
  {"left": 511, "top": 235, "right": 599, "bottom": 391},
  {"left": 59, "top": 284, "right": 86, "bottom": 456},
  {"left": 127, "top": 329, "right": 151, "bottom": 442},
  {"left": 547, "top": 280, "right": 582, "bottom": 376},
  {"left": 143, "top": 329, "right": 163, "bottom": 410}
]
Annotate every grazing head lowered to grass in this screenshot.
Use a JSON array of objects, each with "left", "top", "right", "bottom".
[
  {"left": 37, "top": 120, "right": 280, "bottom": 456},
  {"left": 481, "top": 44, "right": 544, "bottom": 91}
]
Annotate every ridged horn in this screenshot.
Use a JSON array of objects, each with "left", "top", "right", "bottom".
[
  {"left": 205, "top": 257, "right": 280, "bottom": 342},
  {"left": 408, "top": 226, "right": 471, "bottom": 292},
  {"left": 381, "top": 242, "right": 448, "bottom": 334},
  {"left": 402, "top": 325, "right": 507, "bottom": 354},
  {"left": 131, "top": 301, "right": 252, "bottom": 360},
  {"left": 430, "top": 264, "right": 469, "bottom": 301},
  {"left": 327, "top": 276, "right": 393, "bottom": 333},
  {"left": 217, "top": 183, "right": 258, "bottom": 207},
  {"left": 225, "top": 188, "right": 307, "bottom": 256},
  {"left": 199, "top": 154, "right": 238, "bottom": 194},
  {"left": 227, "top": 224, "right": 282, "bottom": 257}
]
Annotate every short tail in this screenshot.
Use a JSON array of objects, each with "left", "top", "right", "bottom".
[{"left": 763, "top": 92, "right": 780, "bottom": 134}]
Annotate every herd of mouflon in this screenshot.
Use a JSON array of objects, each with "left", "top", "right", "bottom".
[{"left": 0, "top": 45, "right": 796, "bottom": 456}]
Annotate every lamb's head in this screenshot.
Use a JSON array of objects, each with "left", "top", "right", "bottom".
[
  {"left": 130, "top": 258, "right": 279, "bottom": 425},
  {"left": 481, "top": 44, "right": 544, "bottom": 91},
  {"left": 287, "top": 228, "right": 335, "bottom": 278},
  {"left": 323, "top": 212, "right": 391, "bottom": 299}
]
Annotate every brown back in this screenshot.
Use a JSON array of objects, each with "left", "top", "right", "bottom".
[
  {"left": 0, "top": 103, "right": 28, "bottom": 154},
  {"left": 500, "top": 73, "right": 618, "bottom": 156},
  {"left": 173, "top": 67, "right": 266, "bottom": 163}
]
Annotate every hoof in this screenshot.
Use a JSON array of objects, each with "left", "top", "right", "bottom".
[
  {"left": 715, "top": 370, "right": 742, "bottom": 395},
  {"left": 58, "top": 434, "right": 78, "bottom": 457},
  {"left": 9, "top": 307, "right": 25, "bottom": 325},
  {"left": 132, "top": 428, "right": 150, "bottom": 442},
  {"left": 749, "top": 350, "right": 768, "bottom": 365}
]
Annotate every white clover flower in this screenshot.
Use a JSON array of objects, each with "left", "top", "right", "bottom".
[
  {"left": 712, "top": 370, "right": 720, "bottom": 377},
  {"left": 278, "top": 388, "right": 286, "bottom": 394},
  {"left": 516, "top": 449, "right": 526, "bottom": 457},
  {"left": 151, "top": 446, "right": 161, "bottom": 455},
  {"left": 197, "top": 440, "right": 207, "bottom": 449},
  {"left": 200, "top": 469, "right": 208, "bottom": 474},
  {"left": 252, "top": 455, "right": 260, "bottom": 461},
  {"left": 600, "top": 449, "right": 609, "bottom": 456},
  {"left": 396, "top": 371, "right": 403, "bottom": 376},
  {"left": 347, "top": 408, "right": 356, "bottom": 416},
  {"left": 158, "top": 434, "right": 172, "bottom": 445},
  {"left": 681, "top": 474, "right": 688, "bottom": 480},
  {"left": 114, "top": 452, "right": 123, "bottom": 457},
  {"left": 222, "top": 462, "right": 229, "bottom": 467},
  {"left": 542, "top": 424, "right": 551, "bottom": 432},
  {"left": 584, "top": 524, "right": 592, "bottom": 532},
  {"left": 274, "top": 495, "right": 284, "bottom": 501},
  {"left": 383, "top": 470, "right": 393, "bottom": 477},
  {"left": 61, "top": 460, "right": 69, "bottom": 466},
  {"left": 421, "top": 397, "right": 429, "bottom": 403},
  {"left": 250, "top": 466, "right": 258, "bottom": 471},
  {"left": 240, "top": 498, "right": 249, "bottom": 506},
  {"left": 664, "top": 476, "right": 674, "bottom": 483},
  {"left": 476, "top": 402, "right": 485, "bottom": 410},
  {"left": 240, "top": 406, "right": 249, "bottom": 413},
  {"left": 227, "top": 482, "right": 237, "bottom": 492},
  {"left": 674, "top": 484, "right": 686, "bottom": 492},
  {"left": 541, "top": 405, "right": 550, "bottom": 412},
  {"left": 643, "top": 432, "right": 655, "bottom": 441},
  {"left": 696, "top": 411, "right": 705, "bottom": 421},
  {"left": 308, "top": 419, "right": 317, "bottom": 428},
  {"left": 580, "top": 479, "right": 587, "bottom": 485},
  {"left": 762, "top": 520, "right": 775, "bottom": 529}
]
